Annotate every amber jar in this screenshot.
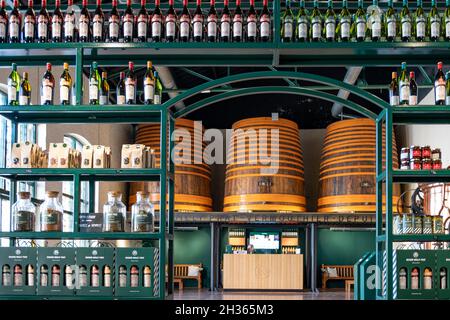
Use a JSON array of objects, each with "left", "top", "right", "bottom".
[
  {"left": 400, "top": 161, "right": 410, "bottom": 170},
  {"left": 422, "top": 159, "right": 432, "bottom": 170},
  {"left": 410, "top": 158, "right": 422, "bottom": 170},
  {"left": 410, "top": 146, "right": 422, "bottom": 159},
  {"left": 432, "top": 148, "right": 442, "bottom": 161},
  {"left": 400, "top": 147, "right": 410, "bottom": 161},
  {"left": 432, "top": 159, "right": 442, "bottom": 170},
  {"left": 422, "top": 146, "right": 432, "bottom": 159}
]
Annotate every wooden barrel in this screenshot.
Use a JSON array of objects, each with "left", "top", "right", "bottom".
[
  {"left": 317, "top": 118, "right": 400, "bottom": 213},
  {"left": 223, "top": 117, "right": 306, "bottom": 212},
  {"left": 130, "top": 118, "right": 212, "bottom": 212}
]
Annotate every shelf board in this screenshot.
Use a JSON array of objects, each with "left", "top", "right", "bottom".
[
  {"left": 393, "top": 169, "right": 450, "bottom": 183},
  {"left": 393, "top": 106, "right": 450, "bottom": 124},
  {"left": 392, "top": 234, "right": 450, "bottom": 242},
  {"left": 0, "top": 105, "right": 164, "bottom": 124},
  {"left": 0, "top": 168, "right": 163, "bottom": 181},
  {"left": 0, "top": 231, "right": 161, "bottom": 240}
]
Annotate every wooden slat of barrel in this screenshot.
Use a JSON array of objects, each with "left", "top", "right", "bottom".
[
  {"left": 224, "top": 117, "right": 306, "bottom": 213},
  {"left": 318, "top": 118, "right": 400, "bottom": 213}
]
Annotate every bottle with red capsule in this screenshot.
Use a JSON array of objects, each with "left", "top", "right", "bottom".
[
  {"left": 245, "top": 0, "right": 257, "bottom": 42},
  {"left": 165, "top": 0, "right": 177, "bottom": 42},
  {"left": 137, "top": 0, "right": 148, "bottom": 42},
  {"left": 192, "top": 0, "right": 204, "bottom": 42},
  {"left": 8, "top": 0, "right": 20, "bottom": 43},
  {"left": 232, "top": 0, "right": 243, "bottom": 42},
  {"left": 220, "top": 0, "right": 231, "bottom": 42},
  {"left": 51, "top": 0, "right": 63, "bottom": 42},
  {"left": 207, "top": 0, "right": 218, "bottom": 42},
  {"left": 63, "top": 0, "right": 75, "bottom": 42},
  {"left": 23, "top": 0, "right": 36, "bottom": 43},
  {"left": 108, "top": 0, "right": 120, "bottom": 42},
  {"left": 179, "top": 0, "right": 191, "bottom": 42},
  {"left": 37, "top": 0, "right": 49, "bottom": 43},
  {"left": 79, "top": 0, "right": 90, "bottom": 42},
  {"left": 93, "top": 0, "right": 104, "bottom": 42},
  {"left": 151, "top": 0, "right": 163, "bottom": 42},
  {"left": 0, "top": 0, "right": 7, "bottom": 43},
  {"left": 122, "top": 0, "right": 134, "bottom": 42},
  {"left": 259, "top": 0, "right": 271, "bottom": 42},
  {"left": 125, "top": 61, "right": 136, "bottom": 104}
]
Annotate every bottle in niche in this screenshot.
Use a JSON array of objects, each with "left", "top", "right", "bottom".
[
  {"left": 27, "top": 265, "right": 34, "bottom": 286},
  {"left": 324, "top": 0, "right": 336, "bottom": 42},
  {"left": 246, "top": 0, "right": 257, "bottom": 42},
  {"left": 389, "top": 71, "right": 399, "bottom": 106},
  {"left": 39, "top": 191, "right": 63, "bottom": 231},
  {"left": 60, "top": 62, "right": 72, "bottom": 105},
  {"left": 137, "top": 0, "right": 148, "bottom": 42},
  {"left": 144, "top": 266, "right": 151, "bottom": 287},
  {"left": 108, "top": 0, "right": 120, "bottom": 42},
  {"left": 93, "top": 0, "right": 104, "bottom": 42},
  {"left": 63, "top": 0, "right": 75, "bottom": 42},
  {"left": 2, "top": 265, "right": 11, "bottom": 286},
  {"left": 51, "top": 265, "right": 60, "bottom": 286},
  {"left": 14, "top": 265, "right": 22, "bottom": 286},
  {"left": 130, "top": 266, "right": 139, "bottom": 287},
  {"left": 152, "top": 0, "right": 163, "bottom": 42},
  {"left": 89, "top": 61, "right": 100, "bottom": 105},
  {"left": 79, "top": 0, "right": 90, "bottom": 42},
  {"left": 445, "top": 0, "right": 450, "bottom": 41},
  {"left": 429, "top": 0, "right": 441, "bottom": 42},
  {"left": 414, "top": 0, "right": 425, "bottom": 41},
  {"left": 51, "top": 0, "right": 63, "bottom": 42},
  {"left": 311, "top": 0, "right": 322, "bottom": 42},
  {"left": 122, "top": 0, "right": 134, "bottom": 42},
  {"left": 385, "top": 0, "right": 397, "bottom": 41},
  {"left": 352, "top": 0, "right": 366, "bottom": 42},
  {"left": 232, "top": 0, "right": 243, "bottom": 42},
  {"left": 297, "top": 0, "right": 308, "bottom": 42},
  {"left": 446, "top": 72, "right": 450, "bottom": 105},
  {"left": 41, "top": 63, "right": 55, "bottom": 105},
  {"left": 104, "top": 266, "right": 111, "bottom": 287},
  {"left": 281, "top": 0, "right": 294, "bottom": 42},
  {"left": 165, "top": 0, "right": 177, "bottom": 42},
  {"left": 144, "top": 61, "right": 155, "bottom": 105},
  {"left": 102, "top": 191, "right": 126, "bottom": 232},
  {"left": 220, "top": 0, "right": 231, "bottom": 42},
  {"left": 192, "top": 0, "right": 204, "bottom": 42},
  {"left": 79, "top": 266, "right": 87, "bottom": 287},
  {"left": 125, "top": 61, "right": 136, "bottom": 104},
  {"left": 207, "top": 0, "right": 218, "bottom": 42},
  {"left": 8, "top": 63, "right": 19, "bottom": 106},
  {"left": 435, "top": 61, "right": 446, "bottom": 105},
  {"left": 119, "top": 266, "right": 127, "bottom": 287},
  {"left": 154, "top": 71, "right": 162, "bottom": 104},
  {"left": 91, "top": 265, "right": 99, "bottom": 287},
  {"left": 400, "top": 0, "right": 411, "bottom": 41},
  {"left": 337, "top": 0, "right": 351, "bottom": 42},
  {"left": 19, "top": 72, "right": 31, "bottom": 105},
  {"left": 8, "top": 0, "right": 20, "bottom": 43},
  {"left": 369, "top": 0, "right": 381, "bottom": 41},
  {"left": 37, "top": 0, "right": 49, "bottom": 42},
  {"left": 131, "top": 191, "right": 155, "bottom": 232},
  {"left": 65, "top": 265, "right": 73, "bottom": 288},
  {"left": 409, "top": 71, "right": 417, "bottom": 106},
  {"left": 23, "top": 0, "right": 36, "bottom": 43},
  {"left": 116, "top": 71, "right": 126, "bottom": 105},
  {"left": 180, "top": 0, "right": 191, "bottom": 42},
  {"left": 259, "top": 0, "right": 270, "bottom": 42},
  {"left": 11, "top": 192, "right": 36, "bottom": 232},
  {"left": 99, "top": 71, "right": 109, "bottom": 105},
  {"left": 0, "top": 0, "right": 7, "bottom": 43},
  {"left": 399, "top": 62, "right": 410, "bottom": 105}
]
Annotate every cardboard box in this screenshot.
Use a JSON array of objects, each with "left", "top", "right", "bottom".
[{"left": 0, "top": 247, "right": 37, "bottom": 295}]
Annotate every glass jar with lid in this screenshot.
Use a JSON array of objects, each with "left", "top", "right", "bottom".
[
  {"left": 102, "top": 191, "right": 126, "bottom": 232},
  {"left": 11, "top": 192, "right": 37, "bottom": 232},
  {"left": 39, "top": 191, "right": 63, "bottom": 232},
  {"left": 131, "top": 191, "right": 155, "bottom": 232}
]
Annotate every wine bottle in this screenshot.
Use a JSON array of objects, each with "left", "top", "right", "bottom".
[
  {"left": 116, "top": 72, "right": 126, "bottom": 105},
  {"left": 179, "top": 0, "right": 191, "bottom": 42},
  {"left": 37, "top": 0, "right": 49, "bottom": 42},
  {"left": 399, "top": 62, "right": 410, "bottom": 105},
  {"left": 220, "top": 0, "right": 230, "bottom": 42},
  {"left": 122, "top": 0, "right": 134, "bottom": 43},
  {"left": 324, "top": 0, "right": 336, "bottom": 42},
  {"left": 400, "top": 0, "right": 411, "bottom": 42},
  {"left": 165, "top": 0, "right": 177, "bottom": 42},
  {"left": 446, "top": 72, "right": 450, "bottom": 105},
  {"left": 435, "top": 61, "right": 445, "bottom": 105},
  {"left": 93, "top": 0, "right": 104, "bottom": 42},
  {"left": 259, "top": 0, "right": 270, "bottom": 42},
  {"left": 137, "top": 0, "right": 148, "bottom": 42},
  {"left": 389, "top": 71, "right": 399, "bottom": 106},
  {"left": 41, "top": 62, "right": 55, "bottom": 105},
  {"left": 445, "top": 0, "right": 450, "bottom": 41},
  {"left": 19, "top": 72, "right": 31, "bottom": 106},
  {"left": 337, "top": 0, "right": 351, "bottom": 42},
  {"left": 8, "top": 0, "right": 20, "bottom": 43},
  {"left": 152, "top": 0, "right": 163, "bottom": 42},
  {"left": 154, "top": 71, "right": 162, "bottom": 105},
  {"left": 108, "top": 0, "right": 120, "bottom": 42},
  {"left": 352, "top": 0, "right": 366, "bottom": 42},
  {"left": 89, "top": 61, "right": 100, "bottom": 105},
  {"left": 60, "top": 62, "right": 71, "bottom": 105},
  {"left": 7, "top": 63, "right": 19, "bottom": 106},
  {"left": 99, "top": 71, "right": 109, "bottom": 105},
  {"left": 207, "top": 0, "right": 218, "bottom": 42},
  {"left": 369, "top": 0, "right": 381, "bottom": 41},
  {"left": 144, "top": 61, "right": 155, "bottom": 105},
  {"left": 63, "top": 0, "right": 75, "bottom": 42},
  {"left": 246, "top": 0, "right": 257, "bottom": 42},
  {"left": 409, "top": 71, "right": 417, "bottom": 106},
  {"left": 192, "top": 0, "right": 204, "bottom": 42},
  {"left": 0, "top": 0, "right": 6, "bottom": 43},
  {"left": 384, "top": 0, "right": 397, "bottom": 41},
  {"left": 125, "top": 61, "right": 136, "bottom": 104},
  {"left": 281, "top": 0, "right": 294, "bottom": 42},
  {"left": 414, "top": 0, "right": 425, "bottom": 41},
  {"left": 311, "top": 0, "right": 322, "bottom": 42},
  {"left": 79, "top": 0, "right": 90, "bottom": 42},
  {"left": 23, "top": 0, "right": 36, "bottom": 43},
  {"left": 429, "top": 0, "right": 441, "bottom": 42},
  {"left": 52, "top": 0, "right": 63, "bottom": 42},
  {"left": 232, "top": 0, "right": 243, "bottom": 42},
  {"left": 297, "top": 0, "right": 309, "bottom": 42}
]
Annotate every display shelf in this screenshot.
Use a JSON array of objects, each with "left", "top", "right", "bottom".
[
  {"left": 392, "top": 234, "right": 450, "bottom": 242},
  {"left": 392, "top": 106, "right": 450, "bottom": 124},
  {"left": 0, "top": 231, "right": 161, "bottom": 240},
  {"left": 392, "top": 170, "right": 450, "bottom": 183},
  {"left": 0, "top": 105, "right": 164, "bottom": 124}
]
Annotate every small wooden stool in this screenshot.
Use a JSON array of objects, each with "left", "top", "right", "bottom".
[{"left": 345, "top": 280, "right": 354, "bottom": 293}]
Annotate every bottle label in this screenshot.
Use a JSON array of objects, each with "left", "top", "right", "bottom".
[
  {"left": 19, "top": 95, "right": 29, "bottom": 105},
  {"left": 372, "top": 20, "right": 381, "bottom": 37},
  {"left": 38, "top": 16, "right": 48, "bottom": 38},
  {"left": 399, "top": 80, "right": 410, "bottom": 102},
  {"left": 233, "top": 20, "right": 242, "bottom": 37},
  {"left": 93, "top": 16, "right": 103, "bottom": 37},
  {"left": 166, "top": 19, "right": 176, "bottom": 37},
  {"left": 312, "top": 17, "right": 321, "bottom": 38},
  {"left": 221, "top": 21, "right": 230, "bottom": 38},
  {"left": 325, "top": 18, "right": 335, "bottom": 39},
  {"left": 0, "top": 17, "right": 6, "bottom": 38},
  {"left": 117, "top": 94, "right": 125, "bottom": 104},
  {"left": 8, "top": 81, "right": 17, "bottom": 102},
  {"left": 125, "top": 80, "right": 135, "bottom": 101},
  {"left": 356, "top": 18, "right": 365, "bottom": 38},
  {"left": 389, "top": 95, "right": 399, "bottom": 106},
  {"left": 152, "top": 20, "right": 162, "bottom": 37},
  {"left": 340, "top": 18, "right": 350, "bottom": 38},
  {"left": 89, "top": 81, "right": 98, "bottom": 100},
  {"left": 64, "top": 19, "right": 74, "bottom": 37},
  {"left": 24, "top": 16, "right": 35, "bottom": 38},
  {"left": 138, "top": 18, "right": 147, "bottom": 38},
  {"left": 60, "top": 83, "right": 70, "bottom": 102},
  {"left": 208, "top": 21, "right": 217, "bottom": 38},
  {"left": 180, "top": 15, "right": 190, "bottom": 37},
  {"left": 99, "top": 95, "right": 108, "bottom": 105},
  {"left": 435, "top": 79, "right": 446, "bottom": 101},
  {"left": 409, "top": 95, "right": 417, "bottom": 106},
  {"left": 283, "top": 17, "right": 293, "bottom": 38},
  {"left": 42, "top": 80, "right": 53, "bottom": 102},
  {"left": 416, "top": 18, "right": 425, "bottom": 38},
  {"left": 247, "top": 19, "right": 257, "bottom": 37},
  {"left": 260, "top": 15, "right": 270, "bottom": 38},
  {"left": 401, "top": 18, "right": 411, "bottom": 38},
  {"left": 193, "top": 18, "right": 203, "bottom": 37},
  {"left": 124, "top": 20, "right": 133, "bottom": 37},
  {"left": 431, "top": 17, "right": 440, "bottom": 38},
  {"left": 387, "top": 18, "right": 396, "bottom": 37},
  {"left": 144, "top": 80, "right": 155, "bottom": 101},
  {"left": 79, "top": 16, "right": 89, "bottom": 37},
  {"left": 52, "top": 21, "right": 62, "bottom": 38},
  {"left": 9, "top": 16, "right": 19, "bottom": 38},
  {"left": 154, "top": 94, "right": 161, "bottom": 104},
  {"left": 298, "top": 20, "right": 307, "bottom": 39},
  {"left": 446, "top": 96, "right": 450, "bottom": 106},
  {"left": 446, "top": 18, "right": 450, "bottom": 38},
  {"left": 109, "top": 20, "right": 119, "bottom": 38}
]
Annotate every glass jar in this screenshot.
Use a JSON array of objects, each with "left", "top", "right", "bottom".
[
  {"left": 400, "top": 160, "right": 410, "bottom": 170},
  {"left": 400, "top": 147, "right": 409, "bottom": 161},
  {"left": 131, "top": 191, "right": 155, "bottom": 232},
  {"left": 11, "top": 192, "right": 36, "bottom": 232},
  {"left": 432, "top": 148, "right": 442, "bottom": 161},
  {"left": 39, "top": 191, "right": 63, "bottom": 232},
  {"left": 421, "top": 146, "right": 432, "bottom": 159},
  {"left": 102, "top": 191, "right": 126, "bottom": 232},
  {"left": 432, "top": 159, "right": 442, "bottom": 170},
  {"left": 410, "top": 145, "right": 422, "bottom": 159},
  {"left": 422, "top": 158, "right": 432, "bottom": 170},
  {"left": 410, "top": 158, "right": 421, "bottom": 170}
]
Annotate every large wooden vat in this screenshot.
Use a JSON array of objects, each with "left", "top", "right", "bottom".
[
  {"left": 317, "top": 118, "right": 399, "bottom": 213},
  {"left": 130, "top": 118, "right": 212, "bottom": 212},
  {"left": 223, "top": 117, "right": 306, "bottom": 212}
]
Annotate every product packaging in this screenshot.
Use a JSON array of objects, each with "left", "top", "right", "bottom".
[{"left": 0, "top": 247, "right": 37, "bottom": 295}]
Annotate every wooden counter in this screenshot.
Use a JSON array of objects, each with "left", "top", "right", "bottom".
[{"left": 223, "top": 254, "right": 303, "bottom": 290}]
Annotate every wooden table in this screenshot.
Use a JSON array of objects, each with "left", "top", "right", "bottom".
[{"left": 345, "top": 280, "right": 354, "bottom": 293}]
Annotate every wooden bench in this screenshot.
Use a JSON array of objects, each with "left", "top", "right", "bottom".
[
  {"left": 167, "top": 264, "right": 203, "bottom": 290},
  {"left": 321, "top": 264, "right": 354, "bottom": 289}
]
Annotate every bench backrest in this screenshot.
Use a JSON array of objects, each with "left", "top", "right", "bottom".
[
  {"left": 174, "top": 264, "right": 203, "bottom": 278},
  {"left": 322, "top": 264, "right": 354, "bottom": 278}
]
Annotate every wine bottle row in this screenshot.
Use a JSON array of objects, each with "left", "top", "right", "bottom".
[
  {"left": 7, "top": 60, "right": 162, "bottom": 106},
  {"left": 282, "top": 0, "right": 450, "bottom": 43},
  {"left": 0, "top": 0, "right": 272, "bottom": 44}
]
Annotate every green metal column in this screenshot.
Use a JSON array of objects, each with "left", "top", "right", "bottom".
[
  {"left": 385, "top": 107, "right": 394, "bottom": 300},
  {"left": 9, "top": 122, "right": 18, "bottom": 247},
  {"left": 88, "top": 177, "right": 95, "bottom": 213},
  {"left": 167, "top": 112, "right": 175, "bottom": 295},
  {"left": 272, "top": 0, "right": 281, "bottom": 65},
  {"left": 73, "top": 174, "right": 81, "bottom": 232},
  {"left": 75, "top": 48, "right": 83, "bottom": 105},
  {"left": 159, "top": 108, "right": 168, "bottom": 299}
]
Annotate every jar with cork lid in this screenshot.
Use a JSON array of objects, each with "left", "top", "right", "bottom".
[
  {"left": 102, "top": 191, "right": 126, "bottom": 232},
  {"left": 39, "top": 191, "right": 63, "bottom": 232},
  {"left": 11, "top": 192, "right": 37, "bottom": 232},
  {"left": 131, "top": 191, "right": 155, "bottom": 232}
]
